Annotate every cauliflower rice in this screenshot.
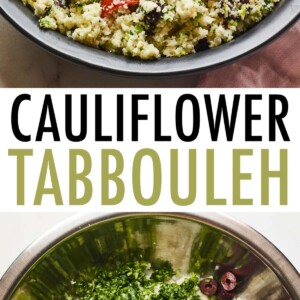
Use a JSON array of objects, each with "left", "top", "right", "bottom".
[{"left": 21, "top": 0, "right": 281, "bottom": 59}]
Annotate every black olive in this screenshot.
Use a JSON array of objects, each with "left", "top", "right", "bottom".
[
  {"left": 217, "top": 286, "right": 235, "bottom": 300},
  {"left": 221, "top": 272, "right": 237, "bottom": 291},
  {"left": 194, "top": 38, "right": 209, "bottom": 52},
  {"left": 199, "top": 278, "right": 218, "bottom": 296},
  {"left": 144, "top": 4, "right": 163, "bottom": 35},
  {"left": 56, "top": 0, "right": 70, "bottom": 8}
]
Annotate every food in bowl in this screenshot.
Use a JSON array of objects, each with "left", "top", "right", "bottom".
[
  {"left": 64, "top": 260, "right": 244, "bottom": 299},
  {"left": 2, "top": 214, "right": 299, "bottom": 300},
  {"left": 15, "top": 222, "right": 258, "bottom": 300},
  {"left": 20, "top": 0, "right": 281, "bottom": 59},
  {"left": 65, "top": 261, "right": 202, "bottom": 299}
]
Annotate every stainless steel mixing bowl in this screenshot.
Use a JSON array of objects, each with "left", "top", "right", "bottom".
[{"left": 0, "top": 213, "right": 300, "bottom": 299}]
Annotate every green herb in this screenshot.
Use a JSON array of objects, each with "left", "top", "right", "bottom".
[
  {"left": 65, "top": 261, "right": 202, "bottom": 299},
  {"left": 135, "top": 24, "right": 145, "bottom": 34}
]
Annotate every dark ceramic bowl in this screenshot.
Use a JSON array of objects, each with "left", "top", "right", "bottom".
[{"left": 1, "top": 0, "right": 299, "bottom": 76}]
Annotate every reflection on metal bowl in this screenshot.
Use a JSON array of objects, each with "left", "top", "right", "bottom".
[{"left": 0, "top": 213, "right": 299, "bottom": 299}]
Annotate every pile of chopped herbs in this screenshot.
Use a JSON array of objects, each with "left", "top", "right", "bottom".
[{"left": 65, "top": 261, "right": 203, "bottom": 300}]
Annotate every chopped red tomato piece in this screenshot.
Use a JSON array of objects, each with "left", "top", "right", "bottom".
[{"left": 101, "top": 0, "right": 139, "bottom": 17}]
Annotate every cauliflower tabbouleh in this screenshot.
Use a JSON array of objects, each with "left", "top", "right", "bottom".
[{"left": 21, "top": 0, "right": 280, "bottom": 59}]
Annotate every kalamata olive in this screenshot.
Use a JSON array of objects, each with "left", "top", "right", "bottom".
[
  {"left": 57, "top": 0, "right": 70, "bottom": 8},
  {"left": 221, "top": 272, "right": 237, "bottom": 291},
  {"left": 144, "top": 5, "right": 163, "bottom": 35},
  {"left": 217, "top": 287, "right": 235, "bottom": 300},
  {"left": 199, "top": 278, "right": 218, "bottom": 296},
  {"left": 194, "top": 38, "right": 209, "bottom": 52},
  {"left": 229, "top": 0, "right": 249, "bottom": 4}
]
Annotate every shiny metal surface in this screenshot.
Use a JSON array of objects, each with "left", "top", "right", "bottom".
[{"left": 0, "top": 213, "right": 299, "bottom": 299}]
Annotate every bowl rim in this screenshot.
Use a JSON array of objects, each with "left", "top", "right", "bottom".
[
  {"left": 0, "top": 212, "right": 300, "bottom": 299},
  {"left": 1, "top": 1, "right": 300, "bottom": 76}
]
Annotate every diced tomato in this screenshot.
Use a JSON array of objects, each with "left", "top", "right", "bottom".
[{"left": 101, "top": 0, "right": 139, "bottom": 17}]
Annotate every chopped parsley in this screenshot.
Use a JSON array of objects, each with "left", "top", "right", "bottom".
[{"left": 65, "top": 261, "right": 202, "bottom": 299}]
